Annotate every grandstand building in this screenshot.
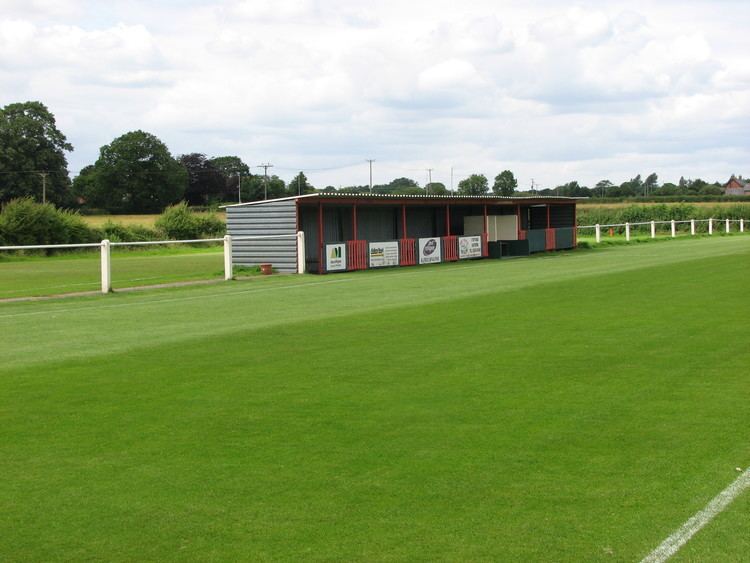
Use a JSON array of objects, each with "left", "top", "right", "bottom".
[{"left": 224, "top": 193, "right": 579, "bottom": 274}]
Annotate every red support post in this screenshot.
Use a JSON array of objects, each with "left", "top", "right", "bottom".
[
  {"left": 545, "top": 204, "right": 554, "bottom": 251},
  {"left": 318, "top": 202, "right": 324, "bottom": 274},
  {"left": 516, "top": 204, "right": 521, "bottom": 239}
]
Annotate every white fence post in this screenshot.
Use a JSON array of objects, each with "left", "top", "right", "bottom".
[
  {"left": 100, "top": 239, "right": 111, "bottom": 293},
  {"left": 223, "top": 235, "right": 233, "bottom": 281},
  {"left": 671, "top": 220, "right": 676, "bottom": 238},
  {"left": 741, "top": 219, "right": 745, "bottom": 233},
  {"left": 625, "top": 222, "right": 631, "bottom": 241},
  {"left": 650, "top": 221, "right": 656, "bottom": 238},
  {"left": 296, "top": 231, "right": 306, "bottom": 274},
  {"left": 595, "top": 224, "right": 601, "bottom": 243},
  {"left": 725, "top": 218, "right": 730, "bottom": 233},
  {"left": 709, "top": 218, "right": 713, "bottom": 235},
  {"left": 691, "top": 219, "right": 695, "bottom": 235}
]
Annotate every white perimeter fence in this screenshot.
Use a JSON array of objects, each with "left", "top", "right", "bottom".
[
  {"left": 0, "top": 232, "right": 306, "bottom": 295},
  {"left": 578, "top": 218, "right": 746, "bottom": 243},
  {"left": 1, "top": 218, "right": 747, "bottom": 296}
]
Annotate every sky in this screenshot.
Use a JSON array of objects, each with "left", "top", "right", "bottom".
[{"left": 1, "top": 0, "right": 748, "bottom": 190}]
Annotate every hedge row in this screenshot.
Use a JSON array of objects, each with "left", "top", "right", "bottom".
[{"left": 0, "top": 199, "right": 225, "bottom": 247}]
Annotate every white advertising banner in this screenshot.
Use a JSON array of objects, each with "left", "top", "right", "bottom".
[
  {"left": 325, "top": 243, "right": 347, "bottom": 271},
  {"left": 418, "top": 237, "right": 442, "bottom": 264},
  {"left": 458, "top": 236, "right": 482, "bottom": 259},
  {"left": 369, "top": 241, "right": 399, "bottom": 268}
]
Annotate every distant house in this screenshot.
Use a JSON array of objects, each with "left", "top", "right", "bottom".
[{"left": 723, "top": 175, "right": 750, "bottom": 196}]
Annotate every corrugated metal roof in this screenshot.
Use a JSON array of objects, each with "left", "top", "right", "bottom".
[{"left": 222, "top": 192, "right": 582, "bottom": 208}]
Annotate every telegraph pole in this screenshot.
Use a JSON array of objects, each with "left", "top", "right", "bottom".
[
  {"left": 426, "top": 168, "right": 433, "bottom": 194},
  {"left": 450, "top": 167, "right": 454, "bottom": 194},
  {"left": 366, "top": 159, "right": 375, "bottom": 192},
  {"left": 257, "top": 163, "right": 273, "bottom": 199},
  {"left": 39, "top": 172, "right": 48, "bottom": 204}
]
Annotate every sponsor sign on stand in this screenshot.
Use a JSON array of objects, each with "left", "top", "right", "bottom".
[
  {"left": 418, "top": 237, "right": 442, "bottom": 264},
  {"left": 458, "top": 236, "right": 482, "bottom": 259},
  {"left": 369, "top": 241, "right": 399, "bottom": 268},
  {"left": 325, "top": 243, "right": 347, "bottom": 271}
]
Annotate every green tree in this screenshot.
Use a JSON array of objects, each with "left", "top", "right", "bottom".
[
  {"left": 616, "top": 174, "right": 642, "bottom": 197},
  {"left": 339, "top": 186, "right": 369, "bottom": 193},
  {"left": 245, "top": 174, "right": 286, "bottom": 201},
  {"left": 373, "top": 177, "right": 421, "bottom": 194},
  {"left": 84, "top": 130, "right": 187, "bottom": 213},
  {"left": 71, "top": 165, "right": 97, "bottom": 205},
  {"left": 457, "top": 174, "right": 489, "bottom": 195},
  {"left": 644, "top": 173, "right": 659, "bottom": 195},
  {"left": 594, "top": 179, "right": 613, "bottom": 198},
  {"left": 552, "top": 181, "right": 591, "bottom": 197},
  {"left": 425, "top": 182, "right": 447, "bottom": 195},
  {"left": 208, "top": 156, "right": 251, "bottom": 201},
  {"left": 287, "top": 171, "right": 315, "bottom": 196},
  {"left": 0, "top": 101, "right": 73, "bottom": 205},
  {"left": 179, "top": 153, "right": 226, "bottom": 206},
  {"left": 492, "top": 170, "right": 517, "bottom": 196}
]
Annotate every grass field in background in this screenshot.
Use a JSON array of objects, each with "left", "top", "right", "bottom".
[
  {"left": 0, "top": 246, "right": 224, "bottom": 299},
  {"left": 81, "top": 214, "right": 162, "bottom": 227},
  {"left": 82, "top": 212, "right": 225, "bottom": 228},
  {"left": 1, "top": 237, "right": 749, "bottom": 561}
]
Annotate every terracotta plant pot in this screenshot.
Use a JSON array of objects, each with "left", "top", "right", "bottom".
[{"left": 259, "top": 263, "right": 273, "bottom": 275}]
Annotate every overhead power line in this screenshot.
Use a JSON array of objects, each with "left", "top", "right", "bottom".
[{"left": 256, "top": 163, "right": 273, "bottom": 200}]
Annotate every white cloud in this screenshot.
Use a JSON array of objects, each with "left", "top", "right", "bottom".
[
  {"left": 418, "top": 58, "right": 483, "bottom": 91},
  {"left": 0, "top": 0, "right": 748, "bottom": 186}
]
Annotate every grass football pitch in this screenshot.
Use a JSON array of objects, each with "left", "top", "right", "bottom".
[
  {"left": 0, "top": 246, "right": 224, "bottom": 299},
  {"left": 1, "top": 237, "right": 749, "bottom": 561}
]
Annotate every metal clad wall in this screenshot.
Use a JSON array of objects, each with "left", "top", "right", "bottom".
[
  {"left": 555, "top": 227, "right": 575, "bottom": 249},
  {"left": 550, "top": 205, "right": 575, "bottom": 228},
  {"left": 529, "top": 206, "right": 548, "bottom": 229},
  {"left": 407, "top": 207, "right": 439, "bottom": 238},
  {"left": 357, "top": 207, "right": 397, "bottom": 240},
  {"left": 226, "top": 200, "right": 298, "bottom": 273},
  {"left": 526, "top": 230, "right": 547, "bottom": 253},
  {"left": 299, "top": 207, "right": 321, "bottom": 272}
]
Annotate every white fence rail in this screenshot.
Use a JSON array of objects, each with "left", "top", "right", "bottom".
[
  {"left": 1, "top": 232, "right": 306, "bottom": 295},
  {"left": 577, "top": 218, "right": 746, "bottom": 243},
  {"left": 1, "top": 219, "right": 745, "bottom": 296}
]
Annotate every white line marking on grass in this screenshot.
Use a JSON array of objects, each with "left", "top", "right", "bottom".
[{"left": 640, "top": 468, "right": 750, "bottom": 563}]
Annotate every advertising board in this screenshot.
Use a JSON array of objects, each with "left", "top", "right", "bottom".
[
  {"left": 418, "top": 237, "right": 442, "bottom": 264},
  {"left": 325, "top": 243, "right": 347, "bottom": 271},
  {"left": 368, "top": 241, "right": 399, "bottom": 268},
  {"left": 458, "top": 236, "right": 482, "bottom": 259}
]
